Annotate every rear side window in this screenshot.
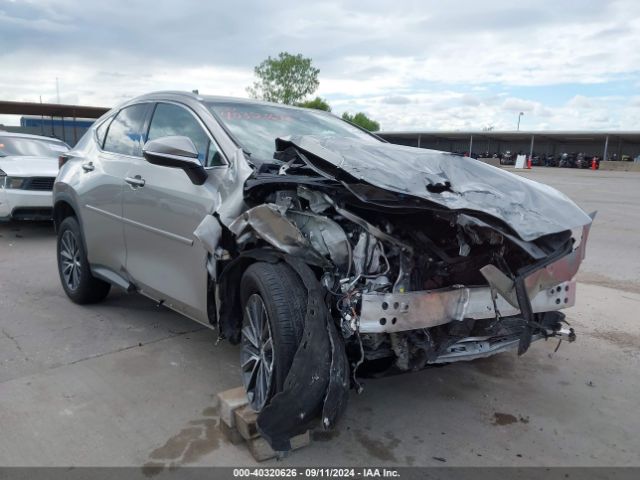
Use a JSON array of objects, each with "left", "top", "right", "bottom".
[
  {"left": 94, "top": 115, "right": 114, "bottom": 148},
  {"left": 103, "top": 104, "right": 149, "bottom": 156},
  {"left": 147, "top": 103, "right": 225, "bottom": 167}
]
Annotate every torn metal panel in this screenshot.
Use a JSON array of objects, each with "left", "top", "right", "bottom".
[
  {"left": 276, "top": 135, "right": 593, "bottom": 242},
  {"left": 358, "top": 280, "right": 575, "bottom": 333},
  {"left": 480, "top": 216, "right": 593, "bottom": 306},
  {"left": 193, "top": 214, "right": 222, "bottom": 255},
  {"left": 297, "top": 185, "right": 331, "bottom": 213},
  {"left": 479, "top": 264, "right": 518, "bottom": 307},
  {"left": 214, "top": 148, "right": 254, "bottom": 228},
  {"left": 523, "top": 215, "right": 594, "bottom": 296},
  {"left": 229, "top": 203, "right": 329, "bottom": 267},
  {"left": 286, "top": 210, "right": 350, "bottom": 271}
]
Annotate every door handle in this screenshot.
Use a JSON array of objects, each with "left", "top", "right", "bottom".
[
  {"left": 125, "top": 175, "right": 146, "bottom": 188},
  {"left": 81, "top": 162, "right": 95, "bottom": 172}
]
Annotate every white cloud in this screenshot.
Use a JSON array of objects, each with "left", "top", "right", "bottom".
[
  {"left": 0, "top": 0, "right": 638, "bottom": 130},
  {"left": 502, "top": 98, "right": 537, "bottom": 113}
]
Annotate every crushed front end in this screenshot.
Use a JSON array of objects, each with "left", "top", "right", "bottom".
[
  {"left": 232, "top": 136, "right": 594, "bottom": 376},
  {"left": 210, "top": 135, "right": 594, "bottom": 449}
]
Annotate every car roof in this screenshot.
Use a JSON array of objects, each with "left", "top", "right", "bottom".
[
  {"left": 126, "top": 91, "right": 333, "bottom": 114},
  {"left": 0, "top": 131, "right": 68, "bottom": 144}
]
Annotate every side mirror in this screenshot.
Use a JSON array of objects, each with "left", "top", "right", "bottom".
[{"left": 142, "top": 136, "right": 207, "bottom": 185}]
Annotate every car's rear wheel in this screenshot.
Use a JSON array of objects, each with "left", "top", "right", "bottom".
[
  {"left": 57, "top": 216, "right": 111, "bottom": 304},
  {"left": 240, "top": 262, "right": 306, "bottom": 412}
]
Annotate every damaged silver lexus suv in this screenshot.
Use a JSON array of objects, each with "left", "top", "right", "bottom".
[{"left": 54, "top": 91, "right": 594, "bottom": 450}]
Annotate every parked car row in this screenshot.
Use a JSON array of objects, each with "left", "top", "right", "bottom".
[
  {"left": 471, "top": 151, "right": 604, "bottom": 168},
  {"left": 460, "top": 150, "right": 639, "bottom": 168}
]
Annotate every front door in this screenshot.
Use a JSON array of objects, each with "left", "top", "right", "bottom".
[{"left": 121, "top": 102, "right": 225, "bottom": 323}]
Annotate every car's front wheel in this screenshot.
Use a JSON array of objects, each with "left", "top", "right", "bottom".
[
  {"left": 57, "top": 216, "right": 111, "bottom": 304},
  {"left": 240, "top": 262, "right": 306, "bottom": 412}
]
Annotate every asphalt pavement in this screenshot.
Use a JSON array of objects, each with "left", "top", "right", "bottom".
[{"left": 0, "top": 167, "right": 638, "bottom": 468}]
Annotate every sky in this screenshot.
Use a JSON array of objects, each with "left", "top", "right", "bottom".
[{"left": 0, "top": 0, "right": 639, "bottom": 131}]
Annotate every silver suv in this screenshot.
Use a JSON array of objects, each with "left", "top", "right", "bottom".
[{"left": 54, "top": 91, "right": 593, "bottom": 450}]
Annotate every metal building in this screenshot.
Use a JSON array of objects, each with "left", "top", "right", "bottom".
[
  {"left": 0, "top": 100, "right": 109, "bottom": 146},
  {"left": 377, "top": 130, "right": 640, "bottom": 161}
]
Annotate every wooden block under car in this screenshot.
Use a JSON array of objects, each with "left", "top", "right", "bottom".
[
  {"left": 234, "top": 404, "right": 260, "bottom": 440},
  {"left": 220, "top": 420, "right": 245, "bottom": 445},
  {"left": 217, "top": 386, "right": 248, "bottom": 428},
  {"left": 247, "top": 431, "right": 311, "bottom": 462}
]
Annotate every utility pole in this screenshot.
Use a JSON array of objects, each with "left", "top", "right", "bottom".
[{"left": 517, "top": 112, "right": 524, "bottom": 131}]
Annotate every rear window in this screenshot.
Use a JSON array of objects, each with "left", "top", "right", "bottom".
[{"left": 0, "top": 136, "right": 69, "bottom": 158}]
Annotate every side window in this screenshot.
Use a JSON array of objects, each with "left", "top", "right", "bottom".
[
  {"left": 147, "top": 103, "right": 225, "bottom": 167},
  {"left": 94, "top": 115, "right": 114, "bottom": 148},
  {"left": 103, "top": 104, "right": 149, "bottom": 156}
]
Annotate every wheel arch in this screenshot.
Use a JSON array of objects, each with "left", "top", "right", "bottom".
[
  {"left": 53, "top": 194, "right": 90, "bottom": 260},
  {"left": 53, "top": 191, "right": 81, "bottom": 231},
  {"left": 217, "top": 249, "right": 304, "bottom": 344}
]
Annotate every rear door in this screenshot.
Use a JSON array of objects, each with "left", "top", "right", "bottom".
[
  {"left": 121, "top": 102, "right": 225, "bottom": 323},
  {"left": 81, "top": 104, "right": 151, "bottom": 272}
]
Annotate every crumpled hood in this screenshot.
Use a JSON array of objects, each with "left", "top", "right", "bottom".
[
  {"left": 0, "top": 156, "right": 59, "bottom": 177},
  {"left": 277, "top": 135, "right": 593, "bottom": 242}
]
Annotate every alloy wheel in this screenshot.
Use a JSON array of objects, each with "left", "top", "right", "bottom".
[
  {"left": 241, "top": 294, "right": 274, "bottom": 411},
  {"left": 60, "top": 230, "right": 81, "bottom": 291}
]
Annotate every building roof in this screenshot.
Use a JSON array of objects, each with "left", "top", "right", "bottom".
[
  {"left": 377, "top": 130, "right": 640, "bottom": 143},
  {"left": 0, "top": 100, "right": 109, "bottom": 119}
]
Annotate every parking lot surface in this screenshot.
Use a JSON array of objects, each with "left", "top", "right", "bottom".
[{"left": 1, "top": 167, "right": 639, "bottom": 468}]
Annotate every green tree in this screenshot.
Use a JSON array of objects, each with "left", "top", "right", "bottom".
[
  {"left": 247, "top": 52, "right": 320, "bottom": 105},
  {"left": 296, "top": 96, "right": 331, "bottom": 112},
  {"left": 341, "top": 112, "right": 380, "bottom": 132}
]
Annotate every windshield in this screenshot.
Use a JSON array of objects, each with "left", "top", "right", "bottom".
[
  {"left": 206, "top": 101, "right": 380, "bottom": 161},
  {"left": 0, "top": 136, "right": 69, "bottom": 158}
]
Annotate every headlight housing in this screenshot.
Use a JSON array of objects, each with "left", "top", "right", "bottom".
[
  {"left": 5, "top": 177, "right": 26, "bottom": 189},
  {"left": 0, "top": 168, "right": 5, "bottom": 189}
]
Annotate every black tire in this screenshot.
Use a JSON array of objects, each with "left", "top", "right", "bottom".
[
  {"left": 57, "top": 216, "right": 111, "bottom": 304},
  {"left": 240, "top": 262, "right": 306, "bottom": 411}
]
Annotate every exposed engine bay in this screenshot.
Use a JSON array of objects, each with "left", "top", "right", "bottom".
[
  {"left": 200, "top": 135, "right": 594, "bottom": 450},
  {"left": 227, "top": 143, "right": 589, "bottom": 371}
]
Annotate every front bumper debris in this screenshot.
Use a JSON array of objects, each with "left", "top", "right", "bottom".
[
  {"left": 359, "top": 280, "right": 575, "bottom": 333},
  {"left": 359, "top": 218, "right": 593, "bottom": 334}
]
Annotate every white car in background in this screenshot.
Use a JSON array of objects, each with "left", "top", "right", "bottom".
[{"left": 0, "top": 132, "right": 69, "bottom": 221}]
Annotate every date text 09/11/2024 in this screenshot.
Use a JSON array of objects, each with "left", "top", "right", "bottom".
[{"left": 232, "top": 468, "right": 400, "bottom": 477}]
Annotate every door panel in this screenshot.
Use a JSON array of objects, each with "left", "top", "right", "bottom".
[
  {"left": 121, "top": 102, "right": 225, "bottom": 322},
  {"left": 122, "top": 158, "right": 214, "bottom": 323},
  {"left": 80, "top": 151, "right": 128, "bottom": 270}
]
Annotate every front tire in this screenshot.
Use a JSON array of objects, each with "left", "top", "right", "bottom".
[
  {"left": 240, "top": 262, "right": 306, "bottom": 411},
  {"left": 57, "top": 216, "right": 111, "bottom": 304}
]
